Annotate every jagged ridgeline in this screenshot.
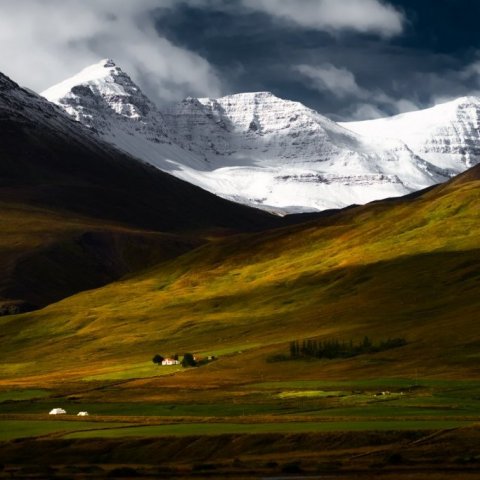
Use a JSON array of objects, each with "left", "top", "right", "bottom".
[{"left": 42, "top": 59, "right": 480, "bottom": 214}]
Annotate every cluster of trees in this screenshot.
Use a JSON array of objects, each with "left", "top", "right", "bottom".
[
  {"left": 182, "top": 353, "right": 197, "bottom": 367},
  {"left": 288, "top": 336, "right": 407, "bottom": 360}
]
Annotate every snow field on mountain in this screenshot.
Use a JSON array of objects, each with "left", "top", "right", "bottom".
[{"left": 42, "top": 59, "right": 479, "bottom": 213}]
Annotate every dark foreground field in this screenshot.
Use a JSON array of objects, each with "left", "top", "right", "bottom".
[{"left": 1, "top": 428, "right": 480, "bottom": 479}]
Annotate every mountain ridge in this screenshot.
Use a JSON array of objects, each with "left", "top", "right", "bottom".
[
  {"left": 42, "top": 59, "right": 449, "bottom": 213},
  {"left": 1, "top": 67, "right": 281, "bottom": 232}
]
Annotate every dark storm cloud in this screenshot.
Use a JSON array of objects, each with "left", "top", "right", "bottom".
[{"left": 153, "top": 0, "right": 480, "bottom": 119}]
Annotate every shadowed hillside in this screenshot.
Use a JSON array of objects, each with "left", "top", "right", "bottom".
[
  {"left": 1, "top": 163, "right": 479, "bottom": 383},
  {"left": 0, "top": 202, "right": 203, "bottom": 314}
]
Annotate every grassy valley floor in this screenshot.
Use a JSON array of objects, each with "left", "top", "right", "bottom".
[{"left": 1, "top": 376, "right": 480, "bottom": 478}]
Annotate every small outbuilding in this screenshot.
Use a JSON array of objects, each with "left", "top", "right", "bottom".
[
  {"left": 162, "top": 358, "right": 180, "bottom": 366},
  {"left": 49, "top": 408, "right": 66, "bottom": 415}
]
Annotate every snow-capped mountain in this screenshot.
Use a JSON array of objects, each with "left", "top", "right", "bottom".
[
  {"left": 42, "top": 59, "right": 204, "bottom": 172},
  {"left": 164, "top": 92, "right": 446, "bottom": 211},
  {"left": 42, "top": 59, "right": 449, "bottom": 213},
  {"left": 342, "top": 97, "right": 480, "bottom": 175}
]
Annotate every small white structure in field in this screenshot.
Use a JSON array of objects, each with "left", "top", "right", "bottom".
[
  {"left": 162, "top": 358, "right": 180, "bottom": 366},
  {"left": 49, "top": 408, "right": 66, "bottom": 415},
  {"left": 77, "top": 411, "right": 89, "bottom": 416}
]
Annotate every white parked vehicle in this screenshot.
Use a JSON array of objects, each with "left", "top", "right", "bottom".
[{"left": 77, "top": 411, "right": 89, "bottom": 416}]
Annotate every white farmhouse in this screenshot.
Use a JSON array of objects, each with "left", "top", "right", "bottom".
[
  {"left": 49, "top": 408, "right": 66, "bottom": 415},
  {"left": 162, "top": 358, "right": 180, "bottom": 366}
]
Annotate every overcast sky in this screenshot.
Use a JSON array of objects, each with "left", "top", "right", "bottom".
[{"left": 1, "top": 0, "right": 480, "bottom": 120}]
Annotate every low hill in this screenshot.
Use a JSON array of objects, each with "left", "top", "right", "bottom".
[{"left": 0, "top": 201, "right": 202, "bottom": 314}]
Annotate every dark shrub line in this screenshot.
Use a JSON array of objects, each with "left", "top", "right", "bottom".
[{"left": 268, "top": 336, "right": 407, "bottom": 362}]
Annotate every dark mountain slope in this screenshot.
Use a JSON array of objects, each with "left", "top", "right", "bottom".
[
  {"left": 0, "top": 201, "right": 202, "bottom": 315},
  {"left": 0, "top": 72, "right": 283, "bottom": 233}
]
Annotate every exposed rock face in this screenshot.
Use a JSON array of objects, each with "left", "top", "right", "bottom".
[{"left": 42, "top": 59, "right": 171, "bottom": 147}]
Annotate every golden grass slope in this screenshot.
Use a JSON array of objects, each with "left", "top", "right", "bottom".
[{"left": 1, "top": 174, "right": 480, "bottom": 384}]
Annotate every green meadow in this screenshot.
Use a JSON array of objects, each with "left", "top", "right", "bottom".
[
  {"left": 63, "top": 420, "right": 471, "bottom": 439},
  {"left": 0, "top": 420, "right": 128, "bottom": 441}
]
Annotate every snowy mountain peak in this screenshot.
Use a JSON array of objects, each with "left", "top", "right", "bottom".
[
  {"left": 206, "top": 91, "right": 277, "bottom": 102},
  {"left": 40, "top": 60, "right": 207, "bottom": 174},
  {"left": 200, "top": 90, "right": 305, "bottom": 112},
  {"left": 199, "top": 91, "right": 277, "bottom": 102},
  {"left": 342, "top": 95, "right": 480, "bottom": 172},
  {"left": 193, "top": 90, "right": 344, "bottom": 137},
  {"left": 449, "top": 95, "right": 480, "bottom": 106},
  {"left": 42, "top": 58, "right": 129, "bottom": 104},
  {"left": 41, "top": 58, "right": 167, "bottom": 137}
]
